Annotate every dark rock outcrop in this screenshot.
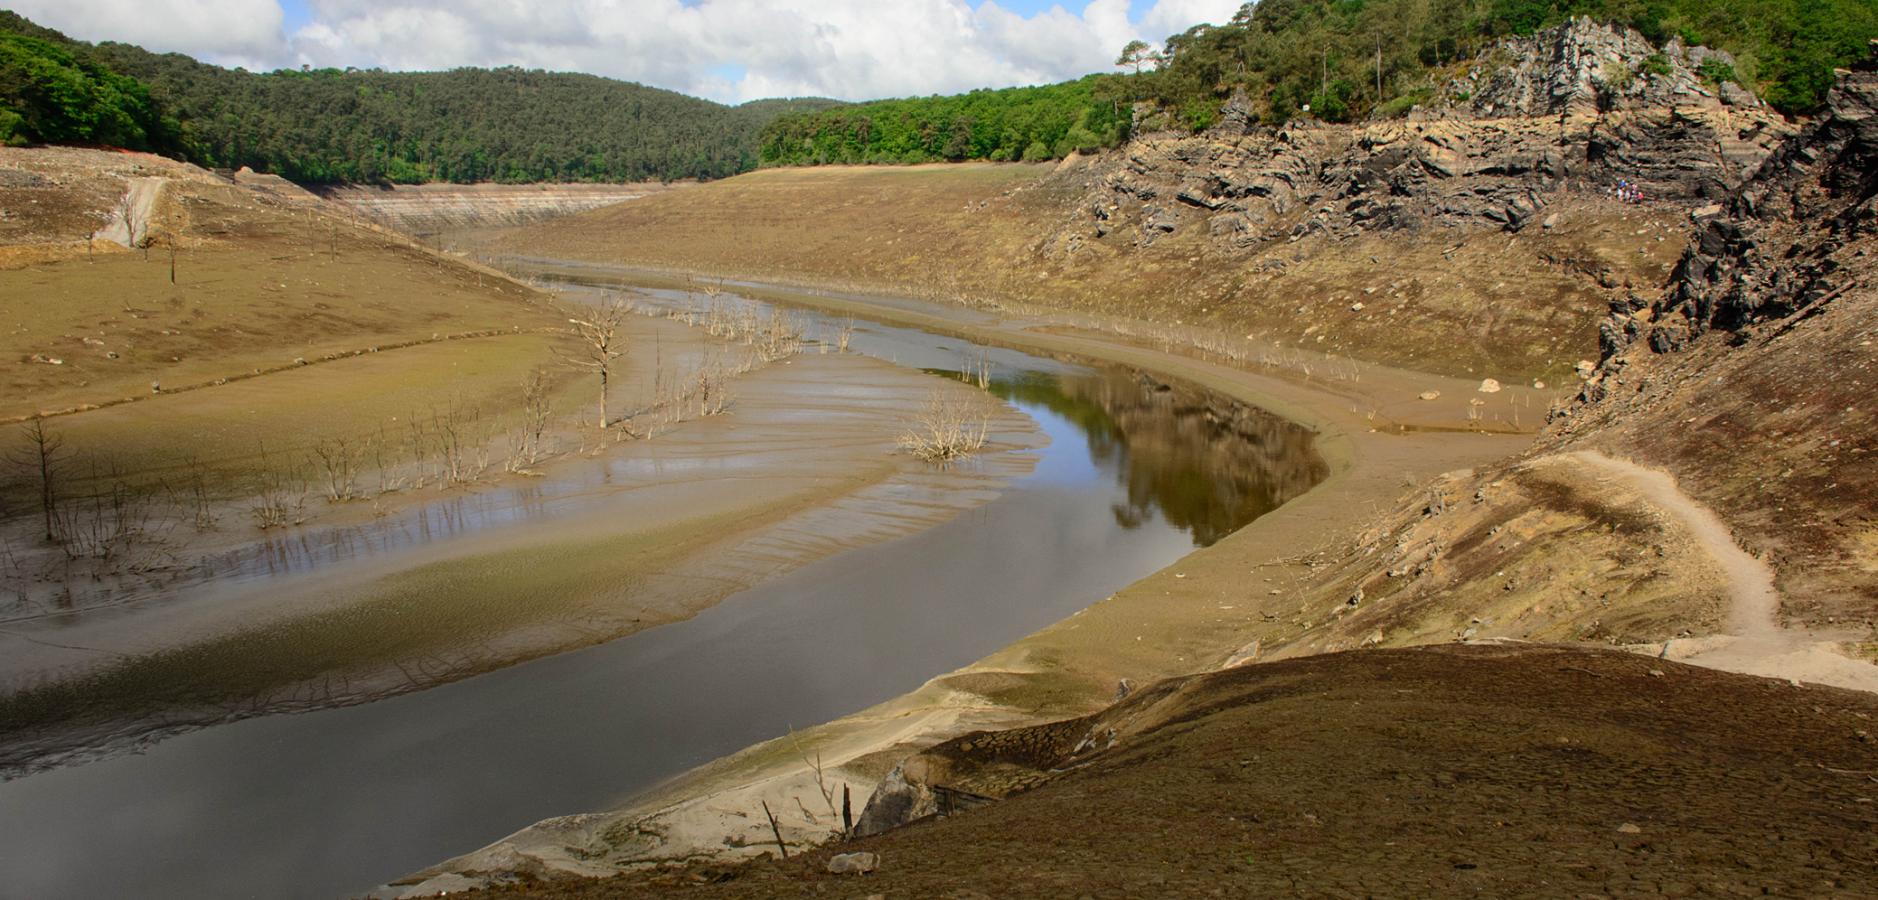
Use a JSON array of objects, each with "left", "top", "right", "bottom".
[
  {"left": 1584, "top": 40, "right": 1878, "bottom": 386},
  {"left": 1057, "top": 19, "right": 1790, "bottom": 253}
]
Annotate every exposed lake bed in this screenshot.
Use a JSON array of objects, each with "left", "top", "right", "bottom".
[{"left": 0, "top": 275, "right": 1331, "bottom": 899}]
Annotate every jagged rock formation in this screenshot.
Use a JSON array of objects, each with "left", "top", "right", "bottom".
[
  {"left": 1603, "top": 45, "right": 1878, "bottom": 356},
  {"left": 1553, "top": 41, "right": 1878, "bottom": 626},
  {"left": 1066, "top": 18, "right": 1788, "bottom": 252}
]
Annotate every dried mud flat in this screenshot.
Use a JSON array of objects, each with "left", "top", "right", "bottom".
[{"left": 468, "top": 644, "right": 1878, "bottom": 899}]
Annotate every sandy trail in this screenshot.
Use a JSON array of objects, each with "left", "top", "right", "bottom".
[
  {"left": 1573, "top": 450, "right": 1878, "bottom": 692},
  {"left": 99, "top": 176, "right": 163, "bottom": 247}
]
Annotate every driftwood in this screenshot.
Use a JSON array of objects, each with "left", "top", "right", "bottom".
[{"left": 760, "top": 800, "right": 788, "bottom": 859}]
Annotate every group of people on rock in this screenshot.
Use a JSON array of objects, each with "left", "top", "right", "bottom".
[{"left": 1612, "top": 179, "right": 1646, "bottom": 204}]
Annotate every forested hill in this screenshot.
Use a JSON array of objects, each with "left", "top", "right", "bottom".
[
  {"left": 0, "top": 12, "right": 838, "bottom": 184},
  {"left": 760, "top": 0, "right": 1878, "bottom": 167},
  {"left": 759, "top": 76, "right": 1130, "bottom": 166}
]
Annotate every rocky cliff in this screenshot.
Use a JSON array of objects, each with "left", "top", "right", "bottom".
[
  {"left": 1553, "top": 39, "right": 1878, "bottom": 627},
  {"left": 1063, "top": 18, "right": 1788, "bottom": 252},
  {"left": 987, "top": 17, "right": 1806, "bottom": 385}
]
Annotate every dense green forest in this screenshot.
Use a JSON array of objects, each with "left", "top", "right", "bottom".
[
  {"left": 757, "top": 76, "right": 1128, "bottom": 166},
  {"left": 0, "top": 26, "right": 181, "bottom": 152},
  {"left": 1134, "top": 0, "right": 1878, "bottom": 128},
  {"left": 0, "top": 11, "right": 837, "bottom": 183},
  {"left": 761, "top": 0, "right": 1878, "bottom": 167},
  {"left": 7, "top": 2, "right": 1875, "bottom": 179}
]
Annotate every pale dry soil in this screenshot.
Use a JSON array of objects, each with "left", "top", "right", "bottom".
[{"left": 474, "top": 162, "right": 1686, "bottom": 386}]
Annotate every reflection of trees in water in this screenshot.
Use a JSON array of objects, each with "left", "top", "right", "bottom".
[{"left": 994, "top": 370, "right": 1327, "bottom": 547}]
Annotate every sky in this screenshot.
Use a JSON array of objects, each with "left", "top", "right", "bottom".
[{"left": 9, "top": 0, "right": 1245, "bottom": 103}]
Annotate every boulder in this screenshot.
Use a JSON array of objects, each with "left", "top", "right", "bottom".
[{"left": 826, "top": 852, "right": 880, "bottom": 875}]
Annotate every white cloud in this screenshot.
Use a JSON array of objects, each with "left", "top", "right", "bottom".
[
  {"left": 1136, "top": 0, "right": 1245, "bottom": 43},
  {"left": 11, "top": 0, "right": 1246, "bottom": 103},
  {"left": 9, "top": 0, "right": 287, "bottom": 64}
]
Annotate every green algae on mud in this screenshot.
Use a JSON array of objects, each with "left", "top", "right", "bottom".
[
  {"left": 0, "top": 347, "right": 1042, "bottom": 774},
  {"left": 0, "top": 503, "right": 754, "bottom": 744}
]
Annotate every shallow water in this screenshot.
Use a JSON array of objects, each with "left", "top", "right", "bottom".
[{"left": 0, "top": 285, "right": 1324, "bottom": 900}]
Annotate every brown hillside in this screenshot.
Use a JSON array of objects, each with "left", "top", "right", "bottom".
[
  {"left": 466, "top": 645, "right": 1878, "bottom": 899},
  {"left": 0, "top": 146, "right": 575, "bottom": 487},
  {"left": 484, "top": 21, "right": 1786, "bottom": 388}
]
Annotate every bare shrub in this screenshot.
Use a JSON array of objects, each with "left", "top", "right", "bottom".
[
  {"left": 898, "top": 390, "right": 991, "bottom": 463},
  {"left": 692, "top": 362, "right": 734, "bottom": 418},
  {"left": 249, "top": 443, "right": 308, "bottom": 530},
  {"left": 962, "top": 351, "right": 993, "bottom": 390},
  {"left": 179, "top": 453, "right": 217, "bottom": 530},
  {"left": 755, "top": 310, "right": 805, "bottom": 361},
  {"left": 427, "top": 402, "right": 489, "bottom": 488},
  {"left": 55, "top": 457, "right": 159, "bottom": 561},
  {"left": 310, "top": 438, "right": 362, "bottom": 502},
  {"left": 373, "top": 425, "right": 404, "bottom": 495}
]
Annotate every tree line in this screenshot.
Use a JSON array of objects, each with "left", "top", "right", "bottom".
[
  {"left": 8, "top": 2, "right": 1874, "bottom": 179},
  {"left": 0, "top": 20, "right": 183, "bottom": 152},
  {"left": 1127, "top": 0, "right": 1878, "bottom": 129},
  {"left": 759, "top": 0, "right": 1878, "bottom": 167},
  {"left": 1, "top": 11, "right": 837, "bottom": 183},
  {"left": 757, "top": 76, "right": 1130, "bottom": 166}
]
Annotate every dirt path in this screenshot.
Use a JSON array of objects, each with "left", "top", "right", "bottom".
[
  {"left": 1573, "top": 450, "right": 1878, "bottom": 692},
  {"left": 99, "top": 176, "right": 162, "bottom": 247}
]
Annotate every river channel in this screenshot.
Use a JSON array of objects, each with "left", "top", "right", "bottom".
[{"left": 0, "top": 283, "right": 1324, "bottom": 899}]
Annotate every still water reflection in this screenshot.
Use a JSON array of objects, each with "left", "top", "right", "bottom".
[{"left": 991, "top": 370, "right": 1325, "bottom": 547}]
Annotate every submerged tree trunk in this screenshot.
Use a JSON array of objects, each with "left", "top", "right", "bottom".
[{"left": 598, "top": 366, "right": 609, "bottom": 429}]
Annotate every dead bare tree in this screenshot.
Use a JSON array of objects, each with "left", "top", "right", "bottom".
[
  {"left": 760, "top": 800, "right": 788, "bottom": 860},
  {"left": 519, "top": 367, "right": 554, "bottom": 465},
  {"left": 566, "top": 296, "right": 631, "bottom": 429},
  {"left": 790, "top": 730, "right": 846, "bottom": 838},
  {"left": 179, "top": 453, "right": 217, "bottom": 530},
  {"left": 10, "top": 419, "right": 68, "bottom": 542},
  {"left": 115, "top": 191, "right": 142, "bottom": 252}
]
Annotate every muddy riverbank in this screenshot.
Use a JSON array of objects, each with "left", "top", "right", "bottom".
[
  {"left": 396, "top": 263, "right": 1535, "bottom": 892},
  {"left": 0, "top": 281, "right": 1325, "bottom": 899},
  {"left": 0, "top": 347, "right": 1041, "bottom": 778}
]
